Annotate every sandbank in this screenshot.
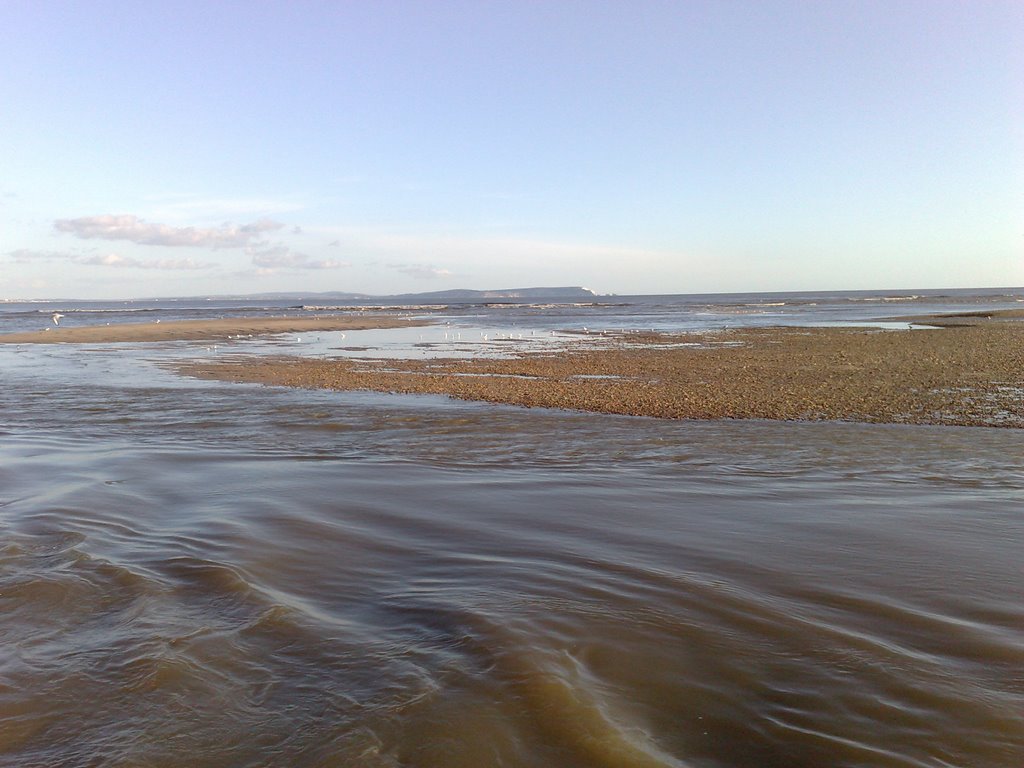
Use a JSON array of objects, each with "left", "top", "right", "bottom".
[
  {"left": 181, "top": 321, "right": 1024, "bottom": 428},
  {"left": 884, "top": 307, "right": 1024, "bottom": 327},
  {"left": 0, "top": 315, "right": 424, "bottom": 344}
]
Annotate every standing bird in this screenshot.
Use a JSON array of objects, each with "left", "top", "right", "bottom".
[{"left": 52, "top": 313, "right": 64, "bottom": 326}]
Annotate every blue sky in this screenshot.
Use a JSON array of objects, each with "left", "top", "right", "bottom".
[{"left": 2, "top": 1, "right": 1020, "bottom": 299}]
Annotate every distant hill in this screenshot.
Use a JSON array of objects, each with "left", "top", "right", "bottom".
[
  {"left": 207, "top": 287, "right": 599, "bottom": 302},
  {"left": 390, "top": 287, "right": 597, "bottom": 301}
]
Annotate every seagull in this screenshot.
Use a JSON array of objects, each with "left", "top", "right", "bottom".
[{"left": 52, "top": 313, "right": 64, "bottom": 326}]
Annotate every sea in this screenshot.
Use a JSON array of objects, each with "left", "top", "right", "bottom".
[{"left": 1, "top": 288, "right": 1022, "bottom": 768}]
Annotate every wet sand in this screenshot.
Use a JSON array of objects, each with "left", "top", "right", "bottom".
[
  {"left": 183, "top": 315, "right": 1024, "bottom": 427},
  {"left": 0, "top": 315, "right": 423, "bottom": 344}
]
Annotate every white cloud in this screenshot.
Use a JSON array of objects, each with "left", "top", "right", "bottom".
[
  {"left": 142, "top": 196, "right": 304, "bottom": 222},
  {"left": 72, "top": 253, "right": 210, "bottom": 270},
  {"left": 249, "top": 245, "right": 349, "bottom": 270},
  {"left": 7, "top": 247, "right": 209, "bottom": 270},
  {"left": 8, "top": 248, "right": 67, "bottom": 262},
  {"left": 54, "top": 214, "right": 283, "bottom": 248},
  {"left": 390, "top": 263, "right": 456, "bottom": 280}
]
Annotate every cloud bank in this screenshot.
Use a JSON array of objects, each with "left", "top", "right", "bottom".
[
  {"left": 9, "top": 248, "right": 66, "bottom": 262},
  {"left": 6, "top": 248, "right": 208, "bottom": 270},
  {"left": 74, "top": 254, "right": 209, "bottom": 270},
  {"left": 54, "top": 214, "right": 283, "bottom": 248}
]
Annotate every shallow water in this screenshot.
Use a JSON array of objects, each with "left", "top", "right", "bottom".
[{"left": 2, "top": 294, "right": 1023, "bottom": 767}]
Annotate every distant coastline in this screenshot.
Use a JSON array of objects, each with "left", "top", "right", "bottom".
[
  {"left": 163, "top": 286, "right": 601, "bottom": 303},
  {"left": 4, "top": 285, "right": 1021, "bottom": 306}
]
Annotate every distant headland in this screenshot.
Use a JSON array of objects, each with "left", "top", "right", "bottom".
[{"left": 195, "top": 287, "right": 599, "bottom": 302}]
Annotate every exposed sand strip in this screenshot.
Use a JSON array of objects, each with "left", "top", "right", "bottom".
[
  {"left": 0, "top": 315, "right": 424, "bottom": 344},
  {"left": 882, "top": 307, "right": 1024, "bottom": 327},
  {"left": 181, "top": 320, "right": 1024, "bottom": 428}
]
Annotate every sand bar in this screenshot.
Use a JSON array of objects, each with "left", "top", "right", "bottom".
[
  {"left": 0, "top": 315, "right": 424, "bottom": 344},
  {"left": 883, "top": 307, "right": 1024, "bottom": 327},
  {"left": 181, "top": 320, "right": 1024, "bottom": 427}
]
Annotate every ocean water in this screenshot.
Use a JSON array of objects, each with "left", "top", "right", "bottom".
[{"left": 1, "top": 289, "right": 1022, "bottom": 767}]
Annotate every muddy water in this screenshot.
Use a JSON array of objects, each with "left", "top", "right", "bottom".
[{"left": 1, "top": 338, "right": 1022, "bottom": 767}]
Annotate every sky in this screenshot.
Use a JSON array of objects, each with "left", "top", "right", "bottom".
[{"left": 1, "top": 1, "right": 1021, "bottom": 300}]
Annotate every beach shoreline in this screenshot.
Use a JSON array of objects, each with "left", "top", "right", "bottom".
[{"left": 178, "top": 312, "right": 1024, "bottom": 428}]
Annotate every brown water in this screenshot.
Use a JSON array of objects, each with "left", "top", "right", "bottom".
[{"left": 1, "top": 341, "right": 1022, "bottom": 767}]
